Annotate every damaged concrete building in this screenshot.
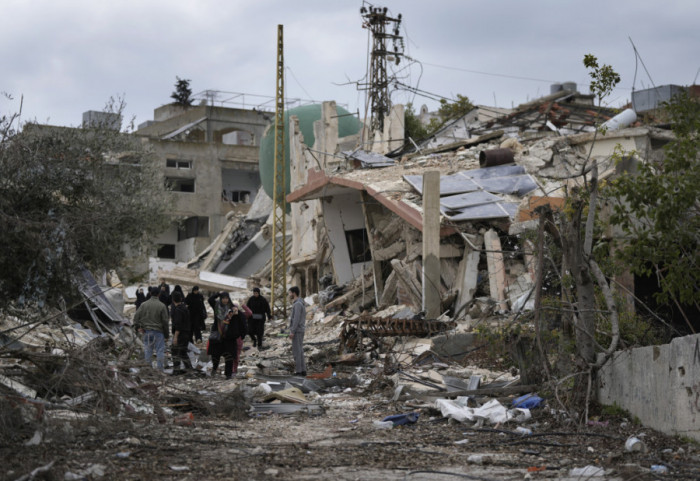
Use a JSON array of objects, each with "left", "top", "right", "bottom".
[
  {"left": 133, "top": 98, "right": 270, "bottom": 271},
  {"left": 276, "top": 88, "right": 656, "bottom": 323}
]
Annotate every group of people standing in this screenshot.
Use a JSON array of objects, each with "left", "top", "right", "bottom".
[
  {"left": 133, "top": 284, "right": 208, "bottom": 374},
  {"left": 133, "top": 282, "right": 284, "bottom": 379}
]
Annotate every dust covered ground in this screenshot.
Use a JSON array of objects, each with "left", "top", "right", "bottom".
[{"left": 2, "top": 337, "right": 699, "bottom": 481}]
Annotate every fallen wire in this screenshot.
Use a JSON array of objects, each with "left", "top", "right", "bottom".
[
  {"left": 496, "top": 439, "right": 576, "bottom": 448},
  {"left": 404, "top": 470, "right": 500, "bottom": 481},
  {"left": 464, "top": 427, "right": 625, "bottom": 441}
]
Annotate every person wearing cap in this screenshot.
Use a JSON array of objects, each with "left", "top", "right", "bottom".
[
  {"left": 185, "top": 286, "right": 207, "bottom": 343},
  {"left": 208, "top": 291, "right": 246, "bottom": 378},
  {"left": 133, "top": 286, "right": 170, "bottom": 371},
  {"left": 246, "top": 287, "right": 271, "bottom": 349}
]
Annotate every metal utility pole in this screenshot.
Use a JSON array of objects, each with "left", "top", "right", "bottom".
[
  {"left": 270, "top": 24, "right": 288, "bottom": 318},
  {"left": 360, "top": 6, "right": 404, "bottom": 133}
]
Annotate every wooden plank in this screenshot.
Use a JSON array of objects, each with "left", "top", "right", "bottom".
[
  {"left": 390, "top": 259, "right": 423, "bottom": 308},
  {"left": 406, "top": 130, "right": 504, "bottom": 159},
  {"left": 407, "top": 242, "right": 463, "bottom": 261},
  {"left": 373, "top": 240, "right": 406, "bottom": 261},
  {"left": 380, "top": 270, "right": 398, "bottom": 307},
  {"left": 455, "top": 235, "right": 482, "bottom": 318},
  {"left": 360, "top": 191, "right": 384, "bottom": 306},
  {"left": 440, "top": 258, "right": 458, "bottom": 291}
]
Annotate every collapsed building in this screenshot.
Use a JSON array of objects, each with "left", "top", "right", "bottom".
[
  {"left": 145, "top": 87, "right": 700, "bottom": 442},
  {"left": 2, "top": 85, "right": 700, "bottom": 480},
  {"left": 203, "top": 89, "right": 669, "bottom": 324}
]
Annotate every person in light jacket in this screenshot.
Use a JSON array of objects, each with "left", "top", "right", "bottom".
[{"left": 288, "top": 286, "right": 306, "bottom": 376}]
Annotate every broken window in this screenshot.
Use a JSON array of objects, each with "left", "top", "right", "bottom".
[
  {"left": 345, "top": 229, "right": 371, "bottom": 264},
  {"left": 178, "top": 216, "right": 209, "bottom": 240},
  {"left": 166, "top": 158, "right": 192, "bottom": 169},
  {"left": 166, "top": 177, "right": 195, "bottom": 193},
  {"left": 222, "top": 190, "right": 251, "bottom": 203},
  {"left": 157, "top": 244, "right": 176, "bottom": 259}
]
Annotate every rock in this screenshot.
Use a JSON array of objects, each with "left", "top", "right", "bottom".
[
  {"left": 518, "top": 155, "right": 546, "bottom": 172},
  {"left": 508, "top": 219, "right": 538, "bottom": 236},
  {"left": 500, "top": 137, "right": 524, "bottom": 154},
  {"left": 528, "top": 145, "right": 553, "bottom": 163},
  {"left": 431, "top": 333, "right": 476, "bottom": 358},
  {"left": 467, "top": 454, "right": 492, "bottom": 465}
]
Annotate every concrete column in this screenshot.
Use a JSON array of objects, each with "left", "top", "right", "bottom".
[
  {"left": 485, "top": 229, "right": 508, "bottom": 311},
  {"left": 422, "top": 171, "right": 441, "bottom": 318}
]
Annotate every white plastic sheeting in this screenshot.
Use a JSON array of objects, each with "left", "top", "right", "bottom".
[{"left": 435, "top": 398, "right": 531, "bottom": 425}]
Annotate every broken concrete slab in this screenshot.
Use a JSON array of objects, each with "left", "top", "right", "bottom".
[
  {"left": 250, "top": 403, "right": 323, "bottom": 414},
  {"left": 431, "top": 333, "right": 477, "bottom": 358}
]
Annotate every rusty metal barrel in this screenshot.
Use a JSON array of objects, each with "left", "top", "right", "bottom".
[{"left": 479, "top": 148, "right": 514, "bottom": 167}]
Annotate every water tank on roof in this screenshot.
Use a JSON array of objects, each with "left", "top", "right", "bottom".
[
  {"left": 258, "top": 104, "right": 363, "bottom": 199},
  {"left": 562, "top": 81, "right": 577, "bottom": 92},
  {"left": 550, "top": 83, "right": 563, "bottom": 95},
  {"left": 601, "top": 108, "right": 637, "bottom": 131}
]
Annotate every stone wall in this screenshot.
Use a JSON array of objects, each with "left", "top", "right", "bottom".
[{"left": 596, "top": 334, "right": 700, "bottom": 441}]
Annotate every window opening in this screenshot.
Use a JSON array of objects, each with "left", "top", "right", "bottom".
[
  {"left": 345, "top": 229, "right": 371, "bottom": 264},
  {"left": 157, "top": 244, "right": 176, "bottom": 259},
  {"left": 166, "top": 178, "right": 195, "bottom": 193},
  {"left": 178, "top": 216, "right": 209, "bottom": 240}
]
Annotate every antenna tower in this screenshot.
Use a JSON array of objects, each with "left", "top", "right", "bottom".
[
  {"left": 270, "top": 24, "right": 288, "bottom": 318},
  {"left": 360, "top": 6, "right": 404, "bottom": 133}
]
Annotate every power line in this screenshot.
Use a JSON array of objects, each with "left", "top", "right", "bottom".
[
  {"left": 629, "top": 37, "right": 657, "bottom": 91},
  {"left": 286, "top": 65, "right": 313, "bottom": 101},
  {"left": 420, "top": 61, "right": 559, "bottom": 84}
]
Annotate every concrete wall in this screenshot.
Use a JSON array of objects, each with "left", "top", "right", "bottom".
[
  {"left": 289, "top": 114, "right": 324, "bottom": 261},
  {"left": 322, "top": 191, "right": 372, "bottom": 284},
  {"left": 147, "top": 138, "right": 260, "bottom": 258},
  {"left": 597, "top": 334, "right": 700, "bottom": 442},
  {"left": 144, "top": 105, "right": 269, "bottom": 143}
]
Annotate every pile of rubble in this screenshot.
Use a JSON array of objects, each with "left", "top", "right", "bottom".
[{"left": 2, "top": 294, "right": 698, "bottom": 479}]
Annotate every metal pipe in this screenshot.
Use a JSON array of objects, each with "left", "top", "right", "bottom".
[{"left": 479, "top": 148, "right": 514, "bottom": 167}]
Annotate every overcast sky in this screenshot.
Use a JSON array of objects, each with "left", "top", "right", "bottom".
[{"left": 2, "top": 0, "right": 698, "bottom": 129}]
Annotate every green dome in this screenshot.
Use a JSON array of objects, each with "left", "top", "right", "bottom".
[{"left": 259, "top": 104, "right": 363, "bottom": 200}]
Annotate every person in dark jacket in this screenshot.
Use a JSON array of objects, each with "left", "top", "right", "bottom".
[
  {"left": 158, "top": 282, "right": 171, "bottom": 306},
  {"left": 246, "top": 287, "right": 271, "bottom": 349},
  {"left": 208, "top": 292, "right": 246, "bottom": 379},
  {"left": 170, "top": 291, "right": 193, "bottom": 374},
  {"left": 185, "top": 286, "right": 207, "bottom": 343},
  {"left": 135, "top": 286, "right": 147, "bottom": 310}
]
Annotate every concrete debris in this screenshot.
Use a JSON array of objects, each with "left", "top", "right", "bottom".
[
  {"left": 339, "top": 315, "right": 456, "bottom": 352},
  {"left": 263, "top": 387, "right": 307, "bottom": 404}
]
